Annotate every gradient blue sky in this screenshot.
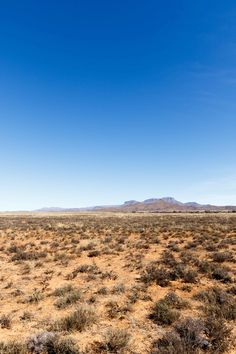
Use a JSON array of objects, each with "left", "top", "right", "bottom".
[{"left": 1, "top": 0, "right": 236, "bottom": 210}]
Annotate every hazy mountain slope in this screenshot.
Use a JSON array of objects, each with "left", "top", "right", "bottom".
[{"left": 35, "top": 197, "right": 236, "bottom": 212}]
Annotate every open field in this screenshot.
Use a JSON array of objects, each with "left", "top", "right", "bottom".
[{"left": 0, "top": 212, "right": 235, "bottom": 353}]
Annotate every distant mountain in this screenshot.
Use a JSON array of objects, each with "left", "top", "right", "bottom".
[
  {"left": 34, "top": 207, "right": 67, "bottom": 212},
  {"left": 34, "top": 197, "right": 236, "bottom": 213},
  {"left": 124, "top": 200, "right": 139, "bottom": 205}
]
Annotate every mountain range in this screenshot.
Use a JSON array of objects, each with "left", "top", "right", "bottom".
[{"left": 35, "top": 197, "right": 236, "bottom": 213}]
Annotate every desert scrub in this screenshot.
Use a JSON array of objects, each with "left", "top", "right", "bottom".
[
  {"left": 163, "top": 292, "right": 189, "bottom": 309},
  {"left": 149, "top": 298, "right": 180, "bottom": 326},
  {"left": 53, "top": 285, "right": 82, "bottom": 309},
  {"left": 20, "top": 311, "right": 33, "bottom": 321},
  {"left": 212, "top": 251, "right": 234, "bottom": 263},
  {"left": 94, "top": 328, "right": 130, "bottom": 353},
  {"left": 24, "top": 289, "right": 43, "bottom": 303},
  {"left": 141, "top": 263, "right": 172, "bottom": 287},
  {"left": 52, "top": 284, "right": 74, "bottom": 297},
  {"left": 111, "top": 283, "right": 126, "bottom": 294},
  {"left": 182, "top": 268, "right": 198, "bottom": 284},
  {"left": 106, "top": 301, "right": 132, "bottom": 319},
  {"left": 152, "top": 317, "right": 208, "bottom": 353},
  {"left": 0, "top": 341, "right": 27, "bottom": 354},
  {"left": 0, "top": 314, "right": 12, "bottom": 329},
  {"left": 204, "top": 316, "right": 232, "bottom": 353},
  {"left": 52, "top": 305, "right": 97, "bottom": 332},
  {"left": 11, "top": 250, "right": 47, "bottom": 262},
  {"left": 27, "top": 332, "right": 80, "bottom": 354},
  {"left": 194, "top": 286, "right": 236, "bottom": 320},
  {"left": 211, "top": 266, "right": 232, "bottom": 283},
  {"left": 54, "top": 290, "right": 81, "bottom": 309},
  {"left": 87, "top": 250, "right": 100, "bottom": 257}
]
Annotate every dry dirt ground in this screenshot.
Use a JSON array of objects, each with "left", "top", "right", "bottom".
[{"left": 0, "top": 212, "right": 235, "bottom": 353}]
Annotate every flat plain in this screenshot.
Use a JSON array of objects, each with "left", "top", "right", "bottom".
[{"left": 0, "top": 212, "right": 235, "bottom": 353}]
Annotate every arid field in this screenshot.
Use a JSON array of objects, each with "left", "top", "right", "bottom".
[{"left": 0, "top": 212, "right": 235, "bottom": 353}]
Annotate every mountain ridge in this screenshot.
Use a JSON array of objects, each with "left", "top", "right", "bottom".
[{"left": 34, "top": 197, "right": 236, "bottom": 212}]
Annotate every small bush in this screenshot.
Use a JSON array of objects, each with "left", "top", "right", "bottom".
[
  {"left": 111, "top": 283, "right": 125, "bottom": 294},
  {"left": 149, "top": 300, "right": 180, "bottom": 326},
  {"left": 106, "top": 301, "right": 131, "bottom": 319},
  {"left": 53, "top": 305, "right": 97, "bottom": 332},
  {"left": 0, "top": 314, "right": 12, "bottom": 329},
  {"left": 11, "top": 251, "right": 47, "bottom": 262},
  {"left": 212, "top": 267, "right": 232, "bottom": 283},
  {"left": 97, "top": 287, "right": 108, "bottom": 295},
  {"left": 24, "top": 289, "right": 43, "bottom": 303},
  {"left": 205, "top": 316, "right": 232, "bottom": 353},
  {"left": 46, "top": 337, "right": 80, "bottom": 354},
  {"left": 52, "top": 285, "right": 74, "bottom": 297},
  {"left": 164, "top": 292, "right": 189, "bottom": 309},
  {"left": 212, "top": 251, "right": 234, "bottom": 263},
  {"left": 152, "top": 330, "right": 186, "bottom": 354},
  {"left": 141, "top": 264, "right": 171, "bottom": 287},
  {"left": 27, "top": 332, "right": 80, "bottom": 354},
  {"left": 195, "top": 287, "right": 236, "bottom": 320},
  {"left": 20, "top": 311, "right": 33, "bottom": 321},
  {"left": 196, "top": 260, "right": 213, "bottom": 274},
  {"left": 174, "top": 317, "right": 205, "bottom": 346},
  {"left": 182, "top": 269, "right": 198, "bottom": 284},
  {"left": 153, "top": 316, "right": 209, "bottom": 353},
  {"left": 54, "top": 289, "right": 81, "bottom": 309},
  {"left": 27, "top": 332, "right": 56, "bottom": 353},
  {"left": 88, "top": 250, "right": 100, "bottom": 257},
  {"left": 95, "top": 328, "right": 130, "bottom": 353},
  {"left": 0, "top": 341, "right": 27, "bottom": 354}
]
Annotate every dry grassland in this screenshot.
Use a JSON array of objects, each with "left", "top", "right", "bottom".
[{"left": 0, "top": 212, "right": 235, "bottom": 353}]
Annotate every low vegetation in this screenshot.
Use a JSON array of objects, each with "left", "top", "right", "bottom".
[{"left": 0, "top": 212, "right": 235, "bottom": 353}]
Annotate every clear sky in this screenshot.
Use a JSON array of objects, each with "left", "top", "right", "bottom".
[{"left": 0, "top": 0, "right": 236, "bottom": 210}]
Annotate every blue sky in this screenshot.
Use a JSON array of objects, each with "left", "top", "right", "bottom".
[{"left": 0, "top": 0, "right": 236, "bottom": 210}]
